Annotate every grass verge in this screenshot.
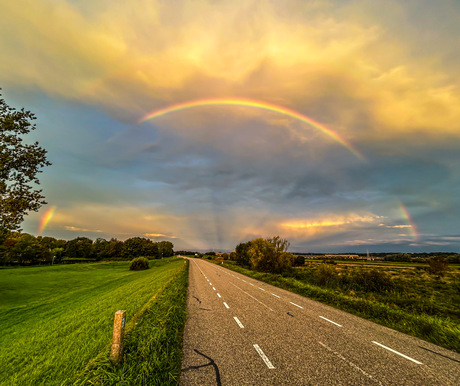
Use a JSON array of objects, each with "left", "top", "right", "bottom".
[
  {"left": 216, "top": 261, "right": 460, "bottom": 353},
  {"left": 73, "top": 260, "right": 189, "bottom": 385},
  {"left": 0, "top": 258, "right": 186, "bottom": 385}
]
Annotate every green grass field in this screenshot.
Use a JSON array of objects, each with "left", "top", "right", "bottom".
[{"left": 0, "top": 258, "right": 187, "bottom": 385}]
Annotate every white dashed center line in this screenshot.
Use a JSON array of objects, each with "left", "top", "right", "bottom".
[
  {"left": 289, "top": 301, "right": 303, "bottom": 309},
  {"left": 212, "top": 287, "right": 216, "bottom": 291},
  {"left": 217, "top": 293, "right": 221, "bottom": 298},
  {"left": 259, "top": 287, "right": 265, "bottom": 291},
  {"left": 271, "top": 293, "right": 280, "bottom": 298},
  {"left": 253, "top": 344, "right": 275, "bottom": 369},
  {"left": 223, "top": 302, "right": 230, "bottom": 309},
  {"left": 234, "top": 316, "right": 244, "bottom": 328}
]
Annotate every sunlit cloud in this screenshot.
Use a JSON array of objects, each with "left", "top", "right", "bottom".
[
  {"left": 144, "top": 233, "right": 177, "bottom": 239},
  {"left": 65, "top": 226, "right": 103, "bottom": 233}
]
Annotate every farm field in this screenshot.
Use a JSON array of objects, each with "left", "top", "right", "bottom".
[
  {"left": 0, "top": 258, "right": 186, "bottom": 385},
  {"left": 216, "top": 259, "right": 460, "bottom": 352}
]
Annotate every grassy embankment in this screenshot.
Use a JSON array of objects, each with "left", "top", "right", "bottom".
[
  {"left": 0, "top": 258, "right": 188, "bottom": 385},
  {"left": 217, "top": 259, "right": 460, "bottom": 353}
]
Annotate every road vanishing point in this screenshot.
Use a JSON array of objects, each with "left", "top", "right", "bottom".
[{"left": 179, "top": 258, "right": 460, "bottom": 385}]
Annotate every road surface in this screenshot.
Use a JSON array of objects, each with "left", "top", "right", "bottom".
[{"left": 180, "top": 258, "right": 460, "bottom": 385}]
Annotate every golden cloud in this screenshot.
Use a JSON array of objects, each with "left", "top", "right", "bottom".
[{"left": 1, "top": 0, "right": 459, "bottom": 151}]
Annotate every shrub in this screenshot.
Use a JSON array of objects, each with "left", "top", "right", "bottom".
[
  {"left": 315, "top": 264, "right": 335, "bottom": 286},
  {"left": 293, "top": 255, "right": 306, "bottom": 266},
  {"left": 130, "top": 257, "right": 150, "bottom": 271},
  {"left": 350, "top": 269, "right": 395, "bottom": 293},
  {"left": 428, "top": 256, "right": 448, "bottom": 276}
]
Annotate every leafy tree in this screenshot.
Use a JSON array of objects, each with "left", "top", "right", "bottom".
[
  {"left": 107, "top": 238, "right": 123, "bottom": 258},
  {"left": 248, "top": 236, "right": 294, "bottom": 274},
  {"left": 65, "top": 237, "right": 93, "bottom": 259},
  {"left": 123, "top": 237, "right": 145, "bottom": 258},
  {"left": 157, "top": 241, "right": 174, "bottom": 257},
  {"left": 92, "top": 238, "right": 109, "bottom": 260},
  {"left": 235, "top": 241, "right": 252, "bottom": 267},
  {"left": 0, "top": 91, "right": 51, "bottom": 235},
  {"left": 428, "top": 256, "right": 449, "bottom": 276}
]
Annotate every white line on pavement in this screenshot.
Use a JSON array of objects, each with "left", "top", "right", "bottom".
[
  {"left": 271, "top": 293, "right": 280, "bottom": 298},
  {"left": 229, "top": 282, "right": 274, "bottom": 311},
  {"left": 253, "top": 344, "right": 275, "bottom": 369},
  {"left": 242, "top": 279, "right": 246, "bottom": 282},
  {"left": 290, "top": 301, "right": 304, "bottom": 309},
  {"left": 319, "top": 316, "right": 342, "bottom": 327},
  {"left": 234, "top": 316, "right": 244, "bottom": 328},
  {"left": 223, "top": 302, "right": 230, "bottom": 309},
  {"left": 259, "top": 287, "right": 265, "bottom": 291},
  {"left": 212, "top": 287, "right": 216, "bottom": 290},
  {"left": 319, "top": 342, "right": 383, "bottom": 385},
  {"left": 249, "top": 283, "right": 255, "bottom": 286},
  {"left": 372, "top": 341, "right": 423, "bottom": 364},
  {"left": 217, "top": 293, "right": 221, "bottom": 298}
]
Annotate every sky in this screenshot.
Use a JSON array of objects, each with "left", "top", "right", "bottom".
[{"left": 1, "top": 0, "right": 460, "bottom": 252}]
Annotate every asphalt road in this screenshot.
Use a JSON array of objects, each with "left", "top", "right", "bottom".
[{"left": 180, "top": 258, "right": 460, "bottom": 385}]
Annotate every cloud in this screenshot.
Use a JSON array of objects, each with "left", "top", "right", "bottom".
[
  {"left": 64, "top": 226, "right": 103, "bottom": 233},
  {"left": 144, "top": 233, "right": 177, "bottom": 239}
]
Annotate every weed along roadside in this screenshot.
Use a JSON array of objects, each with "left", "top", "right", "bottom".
[
  {"left": 0, "top": 258, "right": 189, "bottom": 386},
  {"left": 72, "top": 259, "right": 189, "bottom": 385}
]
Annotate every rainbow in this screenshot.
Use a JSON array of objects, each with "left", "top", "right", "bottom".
[
  {"left": 38, "top": 206, "right": 57, "bottom": 235},
  {"left": 398, "top": 201, "right": 419, "bottom": 240},
  {"left": 139, "top": 98, "right": 365, "bottom": 161}
]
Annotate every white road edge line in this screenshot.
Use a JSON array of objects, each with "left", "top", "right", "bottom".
[
  {"left": 217, "top": 293, "right": 221, "bottom": 298},
  {"left": 253, "top": 344, "right": 275, "bottom": 369},
  {"left": 319, "top": 342, "right": 383, "bottom": 385},
  {"left": 319, "top": 316, "right": 342, "bottom": 327},
  {"left": 290, "top": 301, "right": 304, "bottom": 309},
  {"left": 234, "top": 316, "right": 244, "bottom": 328},
  {"left": 223, "top": 302, "right": 230, "bottom": 309},
  {"left": 372, "top": 341, "right": 423, "bottom": 365},
  {"left": 229, "top": 282, "right": 274, "bottom": 311}
]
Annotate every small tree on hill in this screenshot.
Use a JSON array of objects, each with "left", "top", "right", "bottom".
[{"left": 428, "top": 256, "right": 448, "bottom": 276}]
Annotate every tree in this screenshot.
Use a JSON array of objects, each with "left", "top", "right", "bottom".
[
  {"left": 157, "top": 241, "right": 174, "bottom": 258},
  {"left": 248, "top": 236, "right": 294, "bottom": 274},
  {"left": 1, "top": 91, "right": 51, "bottom": 235},
  {"left": 65, "top": 237, "right": 93, "bottom": 259},
  {"left": 234, "top": 241, "right": 252, "bottom": 267}
]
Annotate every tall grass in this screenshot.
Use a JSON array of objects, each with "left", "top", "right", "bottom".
[
  {"left": 73, "top": 261, "right": 189, "bottom": 385},
  {"left": 0, "top": 258, "right": 185, "bottom": 385},
  {"left": 218, "top": 261, "right": 460, "bottom": 353}
]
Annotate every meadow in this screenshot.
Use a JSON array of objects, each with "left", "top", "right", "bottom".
[
  {"left": 0, "top": 258, "right": 187, "bottom": 385},
  {"left": 218, "top": 259, "right": 460, "bottom": 352}
]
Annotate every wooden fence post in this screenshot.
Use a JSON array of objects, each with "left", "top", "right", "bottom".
[{"left": 110, "top": 310, "right": 126, "bottom": 364}]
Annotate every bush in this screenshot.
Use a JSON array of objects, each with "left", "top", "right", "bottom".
[
  {"left": 130, "top": 257, "right": 150, "bottom": 271},
  {"left": 293, "top": 255, "right": 306, "bottom": 266},
  {"left": 428, "top": 256, "right": 448, "bottom": 276}
]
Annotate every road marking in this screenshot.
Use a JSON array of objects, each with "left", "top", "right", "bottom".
[
  {"left": 223, "top": 302, "right": 230, "bottom": 309},
  {"left": 249, "top": 283, "right": 255, "bottom": 286},
  {"left": 209, "top": 283, "right": 212, "bottom": 285},
  {"left": 234, "top": 316, "right": 244, "bottom": 328},
  {"left": 271, "top": 293, "right": 280, "bottom": 298},
  {"left": 229, "top": 282, "right": 274, "bottom": 311},
  {"left": 372, "top": 341, "right": 423, "bottom": 364},
  {"left": 217, "top": 293, "right": 221, "bottom": 298},
  {"left": 242, "top": 279, "right": 247, "bottom": 282},
  {"left": 253, "top": 344, "right": 275, "bottom": 369},
  {"left": 237, "top": 277, "right": 240, "bottom": 279},
  {"left": 259, "top": 287, "right": 265, "bottom": 291},
  {"left": 319, "top": 316, "right": 342, "bottom": 327},
  {"left": 319, "top": 342, "right": 383, "bottom": 385},
  {"left": 290, "top": 301, "right": 304, "bottom": 309},
  {"left": 212, "top": 287, "right": 216, "bottom": 291}
]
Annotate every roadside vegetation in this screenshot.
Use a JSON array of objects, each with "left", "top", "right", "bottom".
[
  {"left": 0, "top": 258, "right": 187, "bottom": 385},
  {"left": 207, "top": 237, "right": 460, "bottom": 353}
]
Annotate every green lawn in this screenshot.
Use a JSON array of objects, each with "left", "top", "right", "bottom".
[{"left": 0, "top": 258, "right": 186, "bottom": 385}]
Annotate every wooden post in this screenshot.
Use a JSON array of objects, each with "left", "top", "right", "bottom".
[{"left": 110, "top": 310, "right": 126, "bottom": 364}]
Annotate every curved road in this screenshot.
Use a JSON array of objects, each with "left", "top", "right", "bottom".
[{"left": 180, "top": 258, "right": 460, "bottom": 385}]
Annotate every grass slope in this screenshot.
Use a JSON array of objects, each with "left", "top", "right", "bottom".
[
  {"left": 74, "top": 260, "right": 189, "bottom": 385},
  {"left": 0, "top": 258, "right": 185, "bottom": 385}
]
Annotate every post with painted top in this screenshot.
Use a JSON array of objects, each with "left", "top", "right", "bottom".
[{"left": 110, "top": 310, "right": 126, "bottom": 364}]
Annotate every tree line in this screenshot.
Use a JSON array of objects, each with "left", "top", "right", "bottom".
[{"left": 0, "top": 233, "right": 174, "bottom": 265}]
